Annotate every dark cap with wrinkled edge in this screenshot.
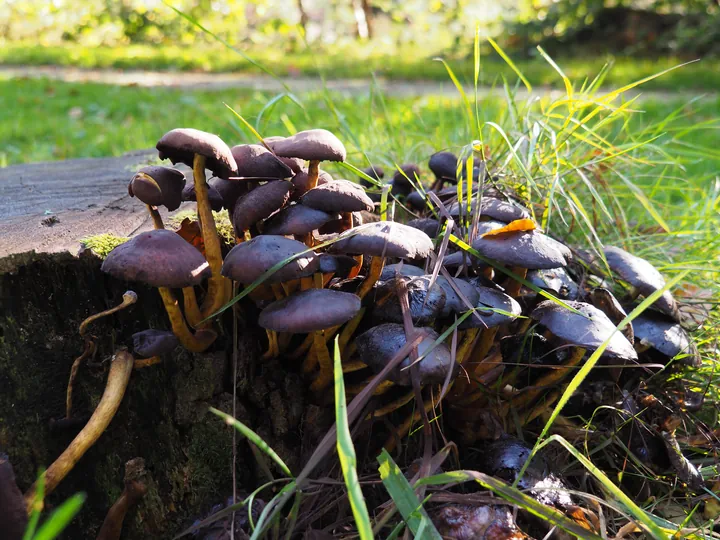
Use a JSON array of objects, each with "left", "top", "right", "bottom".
[
  {"left": 330, "top": 221, "right": 434, "bottom": 259},
  {"left": 292, "top": 169, "right": 333, "bottom": 198},
  {"left": 318, "top": 254, "right": 360, "bottom": 277},
  {"left": 355, "top": 324, "right": 456, "bottom": 386},
  {"left": 459, "top": 285, "right": 521, "bottom": 329},
  {"left": 604, "top": 246, "right": 679, "bottom": 320},
  {"left": 182, "top": 182, "right": 224, "bottom": 211},
  {"left": 231, "top": 144, "right": 293, "bottom": 179},
  {"left": 156, "top": 128, "right": 238, "bottom": 179},
  {"left": 259, "top": 288, "right": 361, "bottom": 333},
  {"left": 232, "top": 180, "right": 293, "bottom": 233},
  {"left": 211, "top": 177, "right": 248, "bottom": 211},
  {"left": 132, "top": 329, "right": 179, "bottom": 357},
  {"left": 471, "top": 221, "right": 571, "bottom": 269},
  {"left": 271, "top": 129, "right": 346, "bottom": 162},
  {"left": 632, "top": 312, "right": 699, "bottom": 366},
  {"left": 301, "top": 180, "right": 374, "bottom": 213},
  {"left": 221, "top": 235, "right": 319, "bottom": 284},
  {"left": 429, "top": 151, "right": 458, "bottom": 181},
  {"left": 405, "top": 191, "right": 427, "bottom": 211},
  {"left": 448, "top": 197, "right": 531, "bottom": 222},
  {"left": 374, "top": 275, "right": 446, "bottom": 325},
  {"left": 263, "top": 204, "right": 335, "bottom": 236},
  {"left": 101, "top": 229, "right": 211, "bottom": 288},
  {"left": 128, "top": 166, "right": 186, "bottom": 211},
  {"left": 531, "top": 300, "right": 637, "bottom": 360},
  {"left": 379, "top": 263, "right": 425, "bottom": 282},
  {"left": 527, "top": 267, "right": 579, "bottom": 300},
  {"left": 435, "top": 276, "right": 480, "bottom": 318}
]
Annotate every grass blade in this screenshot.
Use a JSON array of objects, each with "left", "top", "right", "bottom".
[
  {"left": 487, "top": 37, "right": 532, "bottom": 93},
  {"left": 31, "top": 493, "right": 86, "bottom": 540}
]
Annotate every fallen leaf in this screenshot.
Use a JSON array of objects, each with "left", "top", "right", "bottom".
[
  {"left": 481, "top": 218, "right": 536, "bottom": 237},
  {"left": 176, "top": 218, "right": 205, "bottom": 256}
]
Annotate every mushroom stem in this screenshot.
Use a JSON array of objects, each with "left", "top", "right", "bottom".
[
  {"left": 133, "top": 357, "right": 162, "bottom": 369},
  {"left": 356, "top": 256, "right": 385, "bottom": 300},
  {"left": 502, "top": 266, "right": 527, "bottom": 298},
  {"left": 262, "top": 329, "right": 278, "bottom": 360},
  {"left": 66, "top": 340, "right": 96, "bottom": 419},
  {"left": 371, "top": 390, "right": 415, "bottom": 418},
  {"left": 307, "top": 160, "right": 320, "bottom": 191},
  {"left": 182, "top": 286, "right": 204, "bottom": 329},
  {"left": 310, "top": 330, "right": 333, "bottom": 391},
  {"left": 25, "top": 350, "right": 135, "bottom": 510},
  {"left": 146, "top": 204, "right": 165, "bottom": 230},
  {"left": 471, "top": 328, "right": 499, "bottom": 373},
  {"left": 192, "top": 154, "right": 230, "bottom": 319},
  {"left": 96, "top": 458, "right": 148, "bottom": 540},
  {"left": 79, "top": 291, "right": 138, "bottom": 337},
  {"left": 158, "top": 287, "right": 216, "bottom": 353},
  {"left": 347, "top": 255, "right": 363, "bottom": 279},
  {"left": 340, "top": 212, "right": 353, "bottom": 232}
]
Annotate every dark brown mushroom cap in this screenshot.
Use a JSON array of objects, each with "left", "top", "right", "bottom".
[
  {"left": 442, "top": 251, "right": 486, "bottom": 271},
  {"left": 448, "top": 197, "right": 531, "bottom": 222},
  {"left": 475, "top": 437, "right": 553, "bottom": 493},
  {"left": 603, "top": 246, "right": 679, "bottom": 320},
  {"left": 379, "top": 263, "right": 425, "bottom": 282},
  {"left": 633, "top": 313, "right": 699, "bottom": 366},
  {"left": 0, "top": 453, "right": 27, "bottom": 540},
  {"left": 182, "top": 182, "right": 224, "bottom": 211},
  {"left": 301, "top": 180, "right": 374, "bottom": 213},
  {"left": 436, "top": 276, "right": 481, "bottom": 318},
  {"left": 589, "top": 288, "right": 633, "bottom": 343},
  {"left": 407, "top": 218, "right": 441, "bottom": 238},
  {"left": 459, "top": 286, "right": 521, "bottom": 329},
  {"left": 359, "top": 165, "right": 384, "bottom": 187},
  {"left": 221, "top": 235, "right": 319, "bottom": 284},
  {"left": 132, "top": 329, "right": 179, "bottom": 357},
  {"left": 271, "top": 129, "right": 346, "bottom": 162},
  {"left": 531, "top": 300, "right": 638, "bottom": 360},
  {"left": 330, "top": 221, "right": 434, "bottom": 259},
  {"left": 526, "top": 267, "right": 579, "bottom": 300},
  {"left": 232, "top": 180, "right": 293, "bottom": 233},
  {"left": 471, "top": 221, "right": 571, "bottom": 269},
  {"left": 102, "top": 229, "right": 211, "bottom": 288},
  {"left": 259, "top": 288, "right": 361, "bottom": 333},
  {"left": 278, "top": 156, "right": 306, "bottom": 174},
  {"left": 374, "top": 275, "right": 446, "bottom": 325},
  {"left": 355, "top": 324, "right": 457, "bottom": 386},
  {"left": 405, "top": 191, "right": 427, "bottom": 211},
  {"left": 231, "top": 144, "right": 293, "bottom": 179},
  {"left": 318, "top": 210, "right": 364, "bottom": 235},
  {"left": 211, "top": 177, "right": 249, "bottom": 211},
  {"left": 318, "top": 254, "right": 360, "bottom": 277},
  {"left": 290, "top": 168, "right": 332, "bottom": 199},
  {"left": 128, "top": 166, "right": 186, "bottom": 211},
  {"left": 156, "top": 128, "right": 237, "bottom": 179},
  {"left": 263, "top": 204, "right": 335, "bottom": 235},
  {"left": 391, "top": 164, "right": 420, "bottom": 196},
  {"left": 428, "top": 151, "right": 458, "bottom": 181}
]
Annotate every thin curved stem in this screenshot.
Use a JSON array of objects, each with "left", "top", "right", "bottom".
[
  {"left": 158, "top": 287, "right": 216, "bottom": 353},
  {"left": 307, "top": 160, "right": 320, "bottom": 191},
  {"left": 356, "top": 256, "right": 385, "bottom": 300},
  {"left": 66, "top": 340, "right": 96, "bottom": 419},
  {"left": 79, "top": 291, "right": 137, "bottom": 337},
  {"left": 146, "top": 204, "right": 164, "bottom": 230}
]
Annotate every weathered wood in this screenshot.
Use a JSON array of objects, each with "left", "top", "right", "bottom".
[{"left": 0, "top": 151, "right": 195, "bottom": 272}]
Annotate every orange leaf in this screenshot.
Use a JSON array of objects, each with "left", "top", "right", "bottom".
[
  {"left": 481, "top": 218, "right": 536, "bottom": 237},
  {"left": 176, "top": 218, "right": 205, "bottom": 256}
]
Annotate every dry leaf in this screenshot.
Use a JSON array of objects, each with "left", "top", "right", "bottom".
[
  {"left": 175, "top": 218, "right": 205, "bottom": 256},
  {"left": 481, "top": 218, "right": 536, "bottom": 237}
]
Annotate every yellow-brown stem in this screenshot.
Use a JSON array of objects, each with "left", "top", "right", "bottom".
[
  {"left": 307, "top": 160, "right": 320, "bottom": 191},
  {"left": 270, "top": 283, "right": 285, "bottom": 301},
  {"left": 158, "top": 287, "right": 216, "bottom": 352},
  {"left": 182, "top": 286, "right": 204, "bottom": 329},
  {"left": 299, "top": 232, "right": 314, "bottom": 247},
  {"left": 371, "top": 390, "right": 414, "bottom": 418},
  {"left": 193, "top": 154, "right": 230, "bottom": 319},
  {"left": 313, "top": 272, "right": 324, "bottom": 289},
  {"left": 357, "top": 256, "right": 385, "bottom": 300},
  {"left": 342, "top": 359, "right": 367, "bottom": 373},
  {"left": 347, "top": 378, "right": 394, "bottom": 396},
  {"left": 96, "top": 462, "right": 148, "bottom": 540},
  {"left": 310, "top": 330, "right": 333, "bottom": 391},
  {"left": 79, "top": 291, "right": 138, "bottom": 337},
  {"left": 340, "top": 212, "right": 353, "bottom": 232},
  {"left": 471, "top": 328, "right": 499, "bottom": 373},
  {"left": 503, "top": 266, "right": 527, "bottom": 298},
  {"left": 146, "top": 204, "right": 165, "bottom": 230},
  {"left": 262, "top": 330, "right": 279, "bottom": 360},
  {"left": 338, "top": 308, "right": 366, "bottom": 356},
  {"left": 26, "top": 350, "right": 134, "bottom": 510},
  {"left": 300, "top": 276, "right": 314, "bottom": 291},
  {"left": 66, "top": 340, "right": 96, "bottom": 419},
  {"left": 347, "top": 255, "right": 363, "bottom": 279},
  {"left": 133, "top": 357, "right": 161, "bottom": 369}
]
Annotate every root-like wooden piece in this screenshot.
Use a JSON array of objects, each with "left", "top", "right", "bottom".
[
  {"left": 26, "top": 350, "right": 135, "bottom": 511},
  {"left": 97, "top": 458, "right": 148, "bottom": 540}
]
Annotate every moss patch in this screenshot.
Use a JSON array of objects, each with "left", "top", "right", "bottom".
[{"left": 80, "top": 233, "right": 129, "bottom": 259}]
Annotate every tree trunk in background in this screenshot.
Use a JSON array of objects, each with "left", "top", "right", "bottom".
[
  {"left": 297, "top": 0, "right": 308, "bottom": 36},
  {"left": 353, "top": 0, "right": 370, "bottom": 40},
  {"left": 362, "top": 0, "right": 374, "bottom": 39}
]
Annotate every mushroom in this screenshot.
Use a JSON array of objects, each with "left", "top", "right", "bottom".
[
  {"left": 330, "top": 220, "right": 434, "bottom": 300},
  {"left": 97, "top": 458, "right": 149, "bottom": 540},
  {"left": 428, "top": 150, "right": 458, "bottom": 190},
  {"left": 101, "top": 230, "right": 216, "bottom": 352},
  {"left": 25, "top": 350, "right": 135, "bottom": 510},
  {"left": 259, "top": 288, "right": 361, "bottom": 390},
  {"left": 391, "top": 163, "right": 420, "bottom": 197},
  {"left": 211, "top": 177, "right": 248, "bottom": 212},
  {"left": 156, "top": 128, "right": 238, "bottom": 318},
  {"left": 379, "top": 263, "right": 426, "bottom": 282},
  {"left": 407, "top": 217, "right": 441, "bottom": 238},
  {"left": 589, "top": 287, "right": 634, "bottom": 343},
  {"left": 470, "top": 220, "right": 571, "bottom": 296},
  {"left": 359, "top": 165, "right": 384, "bottom": 188},
  {"left": 632, "top": 312, "right": 700, "bottom": 367},
  {"left": 270, "top": 129, "right": 346, "bottom": 195},
  {"left": 373, "top": 275, "right": 447, "bottom": 325},
  {"left": 182, "top": 182, "right": 224, "bottom": 212},
  {"left": 128, "top": 166, "right": 186, "bottom": 227},
  {"left": 318, "top": 254, "right": 361, "bottom": 280},
  {"left": 603, "top": 246, "right": 680, "bottom": 322},
  {"left": 405, "top": 190, "right": 428, "bottom": 212},
  {"left": 232, "top": 180, "right": 293, "bottom": 239},
  {"left": 262, "top": 203, "right": 336, "bottom": 239},
  {"left": 231, "top": 143, "right": 293, "bottom": 179},
  {"left": 525, "top": 267, "right": 579, "bottom": 300},
  {"left": 447, "top": 198, "right": 531, "bottom": 224},
  {"left": 355, "top": 323, "right": 457, "bottom": 386},
  {"left": 131, "top": 329, "right": 179, "bottom": 368},
  {"left": 0, "top": 453, "right": 27, "bottom": 540},
  {"left": 301, "top": 179, "right": 374, "bottom": 238}
]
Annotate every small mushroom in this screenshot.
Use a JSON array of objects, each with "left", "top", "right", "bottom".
[
  {"left": 404, "top": 190, "right": 427, "bottom": 211},
  {"left": 263, "top": 203, "right": 335, "bottom": 237},
  {"left": 128, "top": 165, "right": 186, "bottom": 212},
  {"left": 0, "top": 453, "right": 27, "bottom": 540},
  {"left": 374, "top": 275, "right": 447, "bottom": 325},
  {"left": 407, "top": 217, "right": 441, "bottom": 238},
  {"left": 271, "top": 129, "right": 346, "bottom": 195},
  {"left": 379, "top": 263, "right": 426, "bottom": 282},
  {"left": 355, "top": 323, "right": 457, "bottom": 386},
  {"left": 231, "top": 143, "right": 293, "bottom": 179},
  {"left": 132, "top": 329, "right": 179, "bottom": 357},
  {"left": 211, "top": 177, "right": 249, "bottom": 211},
  {"left": 526, "top": 267, "right": 579, "bottom": 300},
  {"left": 260, "top": 289, "right": 361, "bottom": 390},
  {"left": 96, "top": 458, "right": 149, "bottom": 540},
  {"left": 359, "top": 165, "right": 385, "bottom": 187},
  {"left": 589, "top": 288, "right": 634, "bottom": 343},
  {"left": 318, "top": 254, "right": 360, "bottom": 279},
  {"left": 428, "top": 150, "right": 458, "bottom": 189},
  {"left": 101, "top": 230, "right": 215, "bottom": 352},
  {"left": 434, "top": 276, "right": 480, "bottom": 319},
  {"left": 391, "top": 163, "right": 420, "bottom": 197},
  {"left": 448, "top": 197, "right": 531, "bottom": 223},
  {"left": 301, "top": 179, "right": 374, "bottom": 237},
  {"left": 632, "top": 312, "right": 700, "bottom": 367},
  {"left": 604, "top": 246, "right": 680, "bottom": 321},
  {"left": 182, "top": 182, "right": 224, "bottom": 212},
  {"left": 232, "top": 180, "right": 293, "bottom": 237}
]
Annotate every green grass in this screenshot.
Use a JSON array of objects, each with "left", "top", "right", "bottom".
[{"left": 3, "top": 42, "right": 720, "bottom": 90}]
